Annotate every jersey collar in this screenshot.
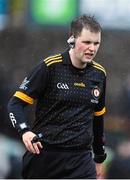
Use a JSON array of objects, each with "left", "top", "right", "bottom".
[{"left": 61, "top": 50, "right": 91, "bottom": 75}]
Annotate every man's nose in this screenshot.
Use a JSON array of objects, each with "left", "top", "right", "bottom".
[{"left": 89, "top": 43, "right": 95, "bottom": 51}]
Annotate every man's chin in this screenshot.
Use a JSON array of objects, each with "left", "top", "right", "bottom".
[{"left": 84, "top": 58, "right": 93, "bottom": 63}]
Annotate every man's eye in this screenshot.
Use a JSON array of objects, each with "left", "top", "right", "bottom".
[
  {"left": 83, "top": 41, "right": 91, "bottom": 44},
  {"left": 94, "top": 42, "right": 100, "bottom": 45}
]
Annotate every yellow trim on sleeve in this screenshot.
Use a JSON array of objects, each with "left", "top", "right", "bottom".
[
  {"left": 44, "top": 54, "right": 61, "bottom": 62},
  {"left": 46, "top": 59, "right": 62, "bottom": 66},
  {"left": 14, "top": 91, "right": 34, "bottom": 104},
  {"left": 94, "top": 107, "right": 106, "bottom": 116},
  {"left": 44, "top": 54, "right": 63, "bottom": 66},
  {"left": 92, "top": 61, "right": 106, "bottom": 76},
  {"left": 93, "top": 65, "right": 106, "bottom": 76},
  {"left": 44, "top": 56, "right": 62, "bottom": 64}
]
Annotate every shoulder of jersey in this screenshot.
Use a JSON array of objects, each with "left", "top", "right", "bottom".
[
  {"left": 44, "top": 54, "right": 63, "bottom": 67},
  {"left": 92, "top": 61, "right": 106, "bottom": 76}
]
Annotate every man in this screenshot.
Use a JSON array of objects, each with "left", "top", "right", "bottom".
[{"left": 8, "top": 15, "right": 107, "bottom": 179}]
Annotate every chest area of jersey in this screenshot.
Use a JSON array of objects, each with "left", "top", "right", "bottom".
[{"left": 47, "top": 68, "right": 103, "bottom": 105}]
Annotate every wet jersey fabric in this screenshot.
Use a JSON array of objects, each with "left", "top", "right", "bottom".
[{"left": 10, "top": 50, "right": 106, "bottom": 149}]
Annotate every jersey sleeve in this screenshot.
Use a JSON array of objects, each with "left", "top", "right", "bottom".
[
  {"left": 14, "top": 60, "right": 48, "bottom": 104},
  {"left": 94, "top": 76, "right": 106, "bottom": 117},
  {"left": 7, "top": 60, "right": 48, "bottom": 135},
  {"left": 93, "top": 76, "right": 107, "bottom": 163}
]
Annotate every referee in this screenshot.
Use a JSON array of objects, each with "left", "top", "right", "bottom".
[{"left": 8, "top": 15, "right": 107, "bottom": 179}]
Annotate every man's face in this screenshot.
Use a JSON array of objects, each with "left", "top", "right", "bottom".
[{"left": 74, "top": 28, "right": 101, "bottom": 64}]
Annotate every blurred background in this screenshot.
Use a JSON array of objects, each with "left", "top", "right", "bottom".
[{"left": 0, "top": 0, "right": 130, "bottom": 178}]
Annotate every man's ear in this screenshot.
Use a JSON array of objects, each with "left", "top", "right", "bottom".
[{"left": 67, "top": 36, "right": 75, "bottom": 48}]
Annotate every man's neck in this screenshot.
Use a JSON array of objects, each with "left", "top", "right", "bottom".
[{"left": 69, "top": 49, "right": 87, "bottom": 69}]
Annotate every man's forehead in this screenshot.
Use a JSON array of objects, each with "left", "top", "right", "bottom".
[{"left": 79, "top": 28, "right": 101, "bottom": 37}]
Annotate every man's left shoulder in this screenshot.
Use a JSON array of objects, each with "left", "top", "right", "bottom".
[{"left": 91, "top": 61, "right": 106, "bottom": 76}]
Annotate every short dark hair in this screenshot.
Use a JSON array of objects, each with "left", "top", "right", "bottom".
[{"left": 69, "top": 14, "right": 101, "bottom": 37}]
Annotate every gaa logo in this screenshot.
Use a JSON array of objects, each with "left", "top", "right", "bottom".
[{"left": 57, "top": 83, "right": 69, "bottom": 89}]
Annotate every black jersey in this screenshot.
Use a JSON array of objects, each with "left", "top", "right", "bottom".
[{"left": 9, "top": 50, "right": 106, "bottom": 149}]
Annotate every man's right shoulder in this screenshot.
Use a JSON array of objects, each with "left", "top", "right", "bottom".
[{"left": 43, "top": 54, "right": 63, "bottom": 67}]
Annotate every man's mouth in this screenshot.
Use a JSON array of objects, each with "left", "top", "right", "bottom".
[{"left": 85, "top": 53, "right": 94, "bottom": 59}]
